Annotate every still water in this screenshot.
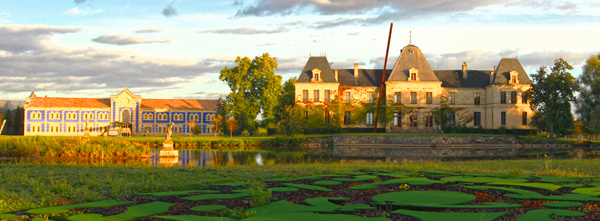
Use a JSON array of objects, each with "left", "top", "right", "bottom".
[{"left": 1, "top": 149, "right": 387, "bottom": 167}]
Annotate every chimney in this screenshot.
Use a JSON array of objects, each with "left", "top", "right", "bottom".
[
  {"left": 334, "top": 69, "right": 339, "bottom": 82},
  {"left": 462, "top": 62, "right": 468, "bottom": 79},
  {"left": 490, "top": 66, "right": 497, "bottom": 84},
  {"left": 354, "top": 63, "right": 359, "bottom": 78}
]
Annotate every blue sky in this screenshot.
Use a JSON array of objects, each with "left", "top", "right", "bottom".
[{"left": 0, "top": 0, "right": 599, "bottom": 100}]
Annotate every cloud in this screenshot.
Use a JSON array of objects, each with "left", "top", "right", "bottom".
[
  {"left": 134, "top": 28, "right": 167, "bottom": 33},
  {"left": 74, "top": 0, "right": 88, "bottom": 4},
  {"left": 234, "top": 0, "right": 586, "bottom": 24},
  {"left": 161, "top": 0, "right": 178, "bottom": 17},
  {"left": 310, "top": 18, "right": 363, "bottom": 29},
  {"left": 0, "top": 24, "right": 234, "bottom": 94},
  {"left": 1, "top": 12, "right": 10, "bottom": 17},
  {"left": 198, "top": 26, "right": 289, "bottom": 35},
  {"left": 0, "top": 25, "right": 82, "bottom": 53},
  {"left": 64, "top": 7, "right": 103, "bottom": 15},
  {"left": 91, "top": 34, "right": 173, "bottom": 45}
]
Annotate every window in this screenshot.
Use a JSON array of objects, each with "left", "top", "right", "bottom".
[
  {"left": 393, "top": 112, "right": 402, "bottom": 127},
  {"left": 366, "top": 111, "right": 374, "bottom": 125},
  {"left": 448, "top": 112, "right": 456, "bottom": 127},
  {"left": 324, "top": 90, "right": 331, "bottom": 102},
  {"left": 344, "top": 111, "right": 351, "bottom": 125},
  {"left": 510, "top": 71, "right": 519, "bottom": 84},
  {"left": 314, "top": 73, "right": 320, "bottom": 82},
  {"left": 474, "top": 112, "right": 481, "bottom": 126},
  {"left": 425, "top": 115, "right": 433, "bottom": 129},
  {"left": 426, "top": 92, "right": 433, "bottom": 104},
  {"left": 500, "top": 92, "right": 506, "bottom": 104},
  {"left": 522, "top": 112, "right": 528, "bottom": 126},
  {"left": 325, "top": 111, "right": 330, "bottom": 124},
  {"left": 410, "top": 72, "right": 417, "bottom": 81},
  {"left": 409, "top": 113, "right": 418, "bottom": 128},
  {"left": 314, "top": 90, "right": 320, "bottom": 102},
  {"left": 521, "top": 92, "right": 527, "bottom": 104},
  {"left": 501, "top": 111, "right": 506, "bottom": 126},
  {"left": 410, "top": 92, "right": 417, "bottom": 104},
  {"left": 474, "top": 93, "right": 481, "bottom": 105},
  {"left": 303, "top": 90, "right": 309, "bottom": 102},
  {"left": 409, "top": 68, "right": 418, "bottom": 81},
  {"left": 511, "top": 92, "right": 517, "bottom": 104},
  {"left": 367, "top": 92, "right": 374, "bottom": 103},
  {"left": 345, "top": 91, "right": 351, "bottom": 104},
  {"left": 394, "top": 92, "right": 402, "bottom": 104},
  {"left": 449, "top": 92, "right": 455, "bottom": 105}
]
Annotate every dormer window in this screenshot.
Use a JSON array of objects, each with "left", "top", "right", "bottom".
[
  {"left": 510, "top": 70, "right": 519, "bottom": 84},
  {"left": 311, "top": 68, "right": 322, "bottom": 83},
  {"left": 409, "top": 68, "right": 419, "bottom": 81}
]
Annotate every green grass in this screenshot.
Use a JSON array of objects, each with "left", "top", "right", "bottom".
[{"left": 2, "top": 159, "right": 600, "bottom": 214}]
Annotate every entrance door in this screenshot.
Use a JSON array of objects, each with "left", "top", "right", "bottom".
[{"left": 122, "top": 109, "right": 130, "bottom": 123}]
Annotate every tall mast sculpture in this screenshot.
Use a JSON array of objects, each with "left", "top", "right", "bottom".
[{"left": 373, "top": 23, "right": 393, "bottom": 133}]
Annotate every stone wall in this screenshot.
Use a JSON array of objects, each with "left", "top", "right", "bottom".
[{"left": 331, "top": 135, "right": 579, "bottom": 158}]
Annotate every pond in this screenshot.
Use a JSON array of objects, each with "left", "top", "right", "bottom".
[
  {"left": 2, "top": 149, "right": 595, "bottom": 167},
  {"left": 0, "top": 149, "right": 393, "bottom": 167}
]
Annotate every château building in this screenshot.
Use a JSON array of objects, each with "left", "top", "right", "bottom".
[
  {"left": 295, "top": 44, "right": 533, "bottom": 131},
  {"left": 23, "top": 88, "right": 218, "bottom": 136}
]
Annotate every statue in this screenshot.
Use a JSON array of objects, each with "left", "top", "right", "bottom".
[
  {"left": 166, "top": 122, "right": 174, "bottom": 141},
  {"left": 83, "top": 119, "right": 90, "bottom": 137},
  {"left": 85, "top": 119, "right": 89, "bottom": 130},
  {"left": 160, "top": 122, "right": 178, "bottom": 158}
]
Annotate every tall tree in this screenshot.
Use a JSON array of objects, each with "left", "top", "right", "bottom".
[
  {"left": 219, "top": 53, "right": 282, "bottom": 134},
  {"left": 15, "top": 106, "right": 22, "bottom": 134},
  {"left": 575, "top": 54, "right": 600, "bottom": 134},
  {"left": 4, "top": 109, "right": 12, "bottom": 135},
  {"left": 274, "top": 77, "right": 297, "bottom": 124},
  {"left": 527, "top": 58, "right": 578, "bottom": 138},
  {"left": 226, "top": 117, "right": 237, "bottom": 138}
]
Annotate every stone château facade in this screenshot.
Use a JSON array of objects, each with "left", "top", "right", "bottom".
[
  {"left": 295, "top": 44, "right": 533, "bottom": 131},
  {"left": 23, "top": 88, "right": 218, "bottom": 136}
]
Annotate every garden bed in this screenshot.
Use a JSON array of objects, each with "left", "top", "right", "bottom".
[{"left": 13, "top": 170, "right": 600, "bottom": 220}]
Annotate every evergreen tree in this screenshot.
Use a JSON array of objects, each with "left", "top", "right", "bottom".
[
  {"left": 4, "top": 109, "right": 12, "bottom": 135},
  {"left": 15, "top": 107, "right": 22, "bottom": 134}
]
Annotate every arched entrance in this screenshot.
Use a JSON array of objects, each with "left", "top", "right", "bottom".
[{"left": 122, "top": 109, "right": 131, "bottom": 123}]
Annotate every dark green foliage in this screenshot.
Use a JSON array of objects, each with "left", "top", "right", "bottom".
[
  {"left": 527, "top": 58, "right": 578, "bottom": 138},
  {"left": 67, "top": 202, "right": 174, "bottom": 221},
  {"left": 372, "top": 191, "right": 475, "bottom": 206},
  {"left": 282, "top": 183, "right": 332, "bottom": 191},
  {"left": 516, "top": 209, "right": 584, "bottom": 221},
  {"left": 246, "top": 181, "right": 272, "bottom": 207},
  {"left": 575, "top": 54, "right": 600, "bottom": 134},
  {"left": 541, "top": 201, "right": 582, "bottom": 208},
  {"left": 190, "top": 205, "right": 227, "bottom": 212},
  {"left": 218, "top": 207, "right": 256, "bottom": 219},
  {"left": 391, "top": 209, "right": 506, "bottom": 221}
]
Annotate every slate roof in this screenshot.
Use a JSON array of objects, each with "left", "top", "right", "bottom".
[
  {"left": 336, "top": 69, "right": 391, "bottom": 87},
  {"left": 435, "top": 70, "right": 493, "bottom": 88},
  {"left": 26, "top": 97, "right": 111, "bottom": 108},
  {"left": 297, "top": 56, "right": 337, "bottom": 83},
  {"left": 491, "top": 58, "right": 531, "bottom": 85},
  {"left": 388, "top": 45, "right": 439, "bottom": 81},
  {"left": 141, "top": 99, "right": 218, "bottom": 109}
]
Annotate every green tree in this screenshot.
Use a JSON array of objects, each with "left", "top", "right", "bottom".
[
  {"left": 274, "top": 77, "right": 297, "bottom": 124},
  {"left": 575, "top": 54, "right": 600, "bottom": 134},
  {"left": 15, "top": 107, "right": 22, "bottom": 134},
  {"left": 212, "top": 114, "right": 223, "bottom": 136},
  {"left": 526, "top": 58, "right": 578, "bottom": 138},
  {"left": 278, "top": 105, "right": 306, "bottom": 135},
  {"left": 4, "top": 109, "right": 12, "bottom": 134},
  {"left": 219, "top": 53, "right": 282, "bottom": 134}
]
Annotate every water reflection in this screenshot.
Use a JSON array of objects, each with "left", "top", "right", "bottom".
[{"left": 149, "top": 149, "right": 342, "bottom": 167}]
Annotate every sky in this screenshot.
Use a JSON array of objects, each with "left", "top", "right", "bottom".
[{"left": 0, "top": 0, "right": 599, "bottom": 101}]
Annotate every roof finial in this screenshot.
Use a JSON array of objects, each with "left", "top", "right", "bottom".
[{"left": 409, "top": 19, "right": 412, "bottom": 45}]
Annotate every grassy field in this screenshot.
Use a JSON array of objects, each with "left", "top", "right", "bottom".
[{"left": 1, "top": 159, "right": 599, "bottom": 214}]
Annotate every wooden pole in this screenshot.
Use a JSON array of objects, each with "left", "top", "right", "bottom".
[{"left": 374, "top": 23, "right": 393, "bottom": 133}]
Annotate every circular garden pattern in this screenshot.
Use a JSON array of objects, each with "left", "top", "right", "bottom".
[{"left": 5, "top": 170, "right": 600, "bottom": 220}]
